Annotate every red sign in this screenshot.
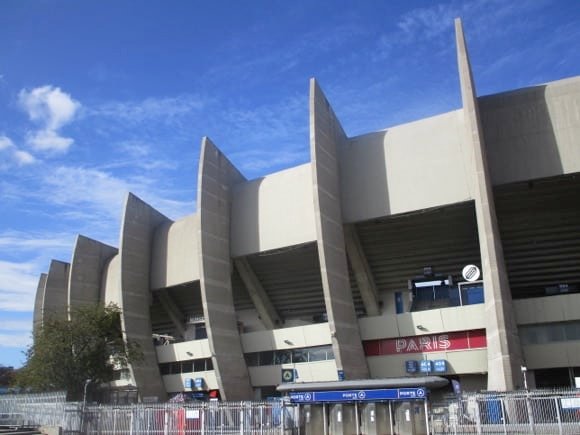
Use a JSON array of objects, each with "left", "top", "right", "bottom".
[{"left": 364, "top": 329, "right": 486, "bottom": 356}]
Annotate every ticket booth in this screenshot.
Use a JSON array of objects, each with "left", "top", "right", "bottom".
[{"left": 278, "top": 378, "right": 448, "bottom": 435}]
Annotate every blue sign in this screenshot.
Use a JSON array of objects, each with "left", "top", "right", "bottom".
[
  {"left": 419, "top": 360, "right": 433, "bottom": 373},
  {"left": 405, "top": 360, "right": 418, "bottom": 373},
  {"left": 194, "top": 378, "right": 204, "bottom": 388},
  {"left": 288, "top": 387, "right": 426, "bottom": 403},
  {"left": 337, "top": 370, "right": 345, "bottom": 381},
  {"left": 184, "top": 378, "right": 193, "bottom": 389},
  {"left": 433, "top": 360, "right": 447, "bottom": 373}
]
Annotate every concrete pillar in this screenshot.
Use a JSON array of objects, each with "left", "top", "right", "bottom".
[
  {"left": 33, "top": 273, "right": 47, "bottom": 334},
  {"left": 197, "top": 137, "right": 253, "bottom": 400},
  {"left": 309, "top": 78, "right": 369, "bottom": 380},
  {"left": 234, "top": 258, "right": 282, "bottom": 329},
  {"left": 455, "top": 18, "right": 523, "bottom": 390},
  {"left": 344, "top": 224, "right": 380, "bottom": 317},
  {"left": 68, "top": 235, "right": 117, "bottom": 319},
  {"left": 42, "top": 260, "right": 70, "bottom": 322},
  {"left": 119, "top": 193, "right": 170, "bottom": 401}
]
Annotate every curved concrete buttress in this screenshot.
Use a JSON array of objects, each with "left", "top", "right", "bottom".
[
  {"left": 197, "top": 137, "right": 253, "bottom": 400},
  {"left": 42, "top": 260, "right": 70, "bottom": 323},
  {"left": 455, "top": 18, "right": 523, "bottom": 390},
  {"left": 68, "top": 235, "right": 118, "bottom": 318},
  {"left": 119, "top": 193, "right": 171, "bottom": 401},
  {"left": 309, "top": 78, "right": 369, "bottom": 380},
  {"left": 33, "top": 273, "right": 47, "bottom": 334},
  {"left": 101, "top": 254, "right": 121, "bottom": 306}
]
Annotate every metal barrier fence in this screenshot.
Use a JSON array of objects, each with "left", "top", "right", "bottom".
[
  {"left": 79, "top": 401, "right": 299, "bottom": 434},
  {"left": 432, "top": 389, "right": 580, "bottom": 434},
  {"left": 0, "top": 391, "right": 77, "bottom": 428}
]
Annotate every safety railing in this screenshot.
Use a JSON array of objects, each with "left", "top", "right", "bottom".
[{"left": 432, "top": 389, "right": 580, "bottom": 434}]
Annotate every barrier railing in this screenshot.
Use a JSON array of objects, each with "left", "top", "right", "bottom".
[{"left": 432, "top": 389, "right": 580, "bottom": 434}]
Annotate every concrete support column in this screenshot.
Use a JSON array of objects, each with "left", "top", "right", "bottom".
[
  {"left": 344, "top": 224, "right": 380, "bottom": 317},
  {"left": 68, "top": 235, "right": 117, "bottom": 319},
  {"left": 119, "top": 193, "right": 170, "bottom": 401},
  {"left": 234, "top": 258, "right": 282, "bottom": 329},
  {"left": 197, "top": 137, "right": 253, "bottom": 400},
  {"left": 455, "top": 18, "right": 523, "bottom": 390},
  {"left": 42, "top": 260, "right": 70, "bottom": 323},
  {"left": 33, "top": 273, "right": 48, "bottom": 334},
  {"left": 310, "top": 78, "right": 369, "bottom": 380}
]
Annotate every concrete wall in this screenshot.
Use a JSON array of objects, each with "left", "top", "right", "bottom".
[
  {"left": 155, "top": 339, "right": 212, "bottom": 363},
  {"left": 309, "top": 78, "right": 369, "bottom": 380},
  {"left": 514, "top": 293, "right": 580, "bottom": 324},
  {"left": 231, "top": 164, "right": 317, "bottom": 257},
  {"left": 358, "top": 304, "right": 486, "bottom": 340},
  {"left": 68, "top": 235, "right": 117, "bottom": 315},
  {"left": 367, "top": 349, "right": 487, "bottom": 378},
  {"left": 240, "top": 323, "right": 332, "bottom": 353},
  {"left": 42, "top": 260, "right": 70, "bottom": 321},
  {"left": 119, "top": 193, "right": 170, "bottom": 401},
  {"left": 197, "top": 137, "right": 253, "bottom": 400},
  {"left": 481, "top": 76, "right": 580, "bottom": 185},
  {"left": 249, "top": 360, "right": 338, "bottom": 386},
  {"left": 151, "top": 213, "right": 200, "bottom": 289},
  {"left": 340, "top": 110, "right": 474, "bottom": 223},
  {"left": 522, "top": 342, "right": 580, "bottom": 369}
]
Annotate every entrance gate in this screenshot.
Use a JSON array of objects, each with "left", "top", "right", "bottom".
[{"left": 289, "top": 387, "right": 429, "bottom": 435}]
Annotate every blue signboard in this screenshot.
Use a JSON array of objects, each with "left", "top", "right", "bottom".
[
  {"left": 288, "top": 387, "right": 426, "bottom": 403},
  {"left": 194, "top": 378, "right": 204, "bottom": 388},
  {"left": 433, "top": 360, "right": 447, "bottom": 373},
  {"left": 405, "top": 360, "right": 418, "bottom": 373},
  {"left": 184, "top": 378, "right": 193, "bottom": 389},
  {"left": 419, "top": 360, "right": 433, "bottom": 373},
  {"left": 337, "top": 370, "right": 345, "bottom": 381}
]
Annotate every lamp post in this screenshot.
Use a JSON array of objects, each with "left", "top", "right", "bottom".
[{"left": 81, "top": 379, "right": 91, "bottom": 432}]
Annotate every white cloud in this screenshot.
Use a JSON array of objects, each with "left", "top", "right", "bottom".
[
  {"left": 0, "top": 230, "right": 73, "bottom": 253},
  {"left": 0, "top": 320, "right": 31, "bottom": 331},
  {"left": 0, "top": 260, "right": 39, "bottom": 311},
  {"left": 18, "top": 85, "right": 80, "bottom": 153},
  {"left": 27, "top": 129, "right": 74, "bottom": 152},
  {"left": 94, "top": 94, "right": 205, "bottom": 124},
  {"left": 19, "top": 85, "right": 80, "bottom": 130},
  {"left": 0, "top": 134, "right": 36, "bottom": 168}
]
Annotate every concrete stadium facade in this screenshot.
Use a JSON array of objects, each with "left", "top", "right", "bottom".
[{"left": 34, "top": 20, "right": 580, "bottom": 402}]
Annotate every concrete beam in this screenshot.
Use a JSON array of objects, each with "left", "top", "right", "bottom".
[
  {"left": 309, "top": 78, "right": 369, "bottom": 380},
  {"left": 68, "top": 235, "right": 117, "bottom": 319},
  {"left": 234, "top": 258, "right": 282, "bottom": 329},
  {"left": 197, "top": 137, "right": 253, "bottom": 400},
  {"left": 156, "top": 290, "right": 186, "bottom": 339},
  {"left": 119, "top": 192, "right": 171, "bottom": 401},
  {"left": 455, "top": 18, "right": 523, "bottom": 390},
  {"left": 343, "top": 225, "right": 380, "bottom": 317}
]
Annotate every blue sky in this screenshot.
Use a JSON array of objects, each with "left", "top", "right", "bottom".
[{"left": 1, "top": 0, "right": 579, "bottom": 368}]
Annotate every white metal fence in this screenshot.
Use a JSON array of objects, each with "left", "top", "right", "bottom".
[
  {"left": 432, "top": 390, "right": 580, "bottom": 434},
  {"left": 3, "top": 389, "right": 580, "bottom": 434},
  {"left": 79, "top": 401, "right": 299, "bottom": 434}
]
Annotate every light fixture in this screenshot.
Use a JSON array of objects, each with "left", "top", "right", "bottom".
[
  {"left": 283, "top": 339, "right": 293, "bottom": 346},
  {"left": 416, "top": 325, "right": 427, "bottom": 331},
  {"left": 186, "top": 351, "right": 193, "bottom": 357}
]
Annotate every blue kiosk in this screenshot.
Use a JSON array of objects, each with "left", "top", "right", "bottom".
[{"left": 277, "top": 377, "right": 448, "bottom": 435}]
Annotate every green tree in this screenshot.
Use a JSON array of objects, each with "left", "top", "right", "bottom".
[
  {"left": 16, "top": 303, "right": 141, "bottom": 400},
  {"left": 0, "top": 365, "right": 16, "bottom": 387}
]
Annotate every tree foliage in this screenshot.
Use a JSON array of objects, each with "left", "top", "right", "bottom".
[
  {"left": 0, "top": 365, "right": 16, "bottom": 387},
  {"left": 15, "top": 303, "right": 141, "bottom": 400}
]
